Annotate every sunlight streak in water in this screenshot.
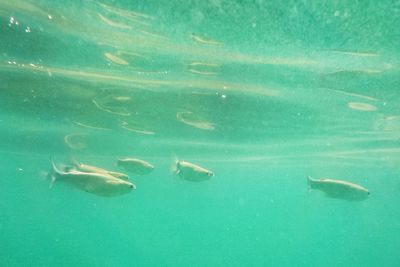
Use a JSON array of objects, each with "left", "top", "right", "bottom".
[{"left": 0, "top": 0, "right": 398, "bottom": 165}]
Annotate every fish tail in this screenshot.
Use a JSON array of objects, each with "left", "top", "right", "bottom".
[
  {"left": 49, "top": 157, "right": 64, "bottom": 188},
  {"left": 116, "top": 159, "right": 122, "bottom": 167},
  {"left": 49, "top": 174, "right": 57, "bottom": 189},
  {"left": 170, "top": 154, "right": 179, "bottom": 174},
  {"left": 50, "top": 157, "right": 59, "bottom": 172},
  {"left": 307, "top": 176, "right": 317, "bottom": 189},
  {"left": 40, "top": 168, "right": 54, "bottom": 189}
]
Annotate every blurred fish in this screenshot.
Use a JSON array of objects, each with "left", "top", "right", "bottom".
[
  {"left": 173, "top": 159, "right": 214, "bottom": 182},
  {"left": 117, "top": 158, "right": 154, "bottom": 175},
  {"left": 308, "top": 176, "right": 370, "bottom": 201},
  {"left": 49, "top": 158, "right": 135, "bottom": 197}
]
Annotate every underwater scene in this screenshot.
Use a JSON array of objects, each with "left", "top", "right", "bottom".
[{"left": 1, "top": 0, "right": 400, "bottom": 266}]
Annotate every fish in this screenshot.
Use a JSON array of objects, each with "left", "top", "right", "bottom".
[
  {"left": 49, "top": 159, "right": 135, "bottom": 197},
  {"left": 116, "top": 158, "right": 154, "bottom": 175},
  {"left": 307, "top": 176, "right": 370, "bottom": 201},
  {"left": 69, "top": 159, "right": 130, "bottom": 181},
  {"left": 173, "top": 159, "right": 214, "bottom": 182}
]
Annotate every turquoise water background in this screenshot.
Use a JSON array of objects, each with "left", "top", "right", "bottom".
[{"left": 1, "top": 0, "right": 400, "bottom": 266}]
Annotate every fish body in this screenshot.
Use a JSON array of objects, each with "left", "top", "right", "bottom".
[
  {"left": 71, "top": 161, "right": 129, "bottom": 181},
  {"left": 50, "top": 160, "right": 135, "bottom": 197},
  {"left": 308, "top": 176, "right": 370, "bottom": 201},
  {"left": 117, "top": 158, "right": 154, "bottom": 175},
  {"left": 175, "top": 160, "right": 214, "bottom": 182}
]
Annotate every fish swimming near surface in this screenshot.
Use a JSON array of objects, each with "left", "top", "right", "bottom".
[
  {"left": 49, "top": 159, "right": 135, "bottom": 197},
  {"left": 173, "top": 159, "right": 214, "bottom": 182},
  {"left": 116, "top": 158, "right": 154, "bottom": 175},
  {"left": 307, "top": 176, "right": 370, "bottom": 201},
  {"left": 69, "top": 159, "right": 130, "bottom": 181}
]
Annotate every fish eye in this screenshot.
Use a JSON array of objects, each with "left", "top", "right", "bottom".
[
  {"left": 208, "top": 172, "right": 214, "bottom": 177},
  {"left": 129, "top": 185, "right": 134, "bottom": 188}
]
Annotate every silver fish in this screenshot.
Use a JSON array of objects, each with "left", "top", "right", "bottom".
[
  {"left": 117, "top": 158, "right": 154, "bottom": 175},
  {"left": 174, "top": 160, "right": 214, "bottom": 182},
  {"left": 50, "top": 159, "right": 135, "bottom": 197},
  {"left": 70, "top": 160, "right": 130, "bottom": 181},
  {"left": 308, "top": 176, "right": 370, "bottom": 201}
]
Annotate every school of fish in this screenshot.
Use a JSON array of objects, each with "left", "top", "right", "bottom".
[
  {"left": 48, "top": 157, "right": 215, "bottom": 197},
  {"left": 47, "top": 157, "right": 370, "bottom": 202}
]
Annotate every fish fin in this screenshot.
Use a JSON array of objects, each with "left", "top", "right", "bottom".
[
  {"left": 307, "top": 176, "right": 320, "bottom": 190},
  {"left": 48, "top": 157, "right": 59, "bottom": 188},
  {"left": 115, "top": 159, "right": 123, "bottom": 168},
  {"left": 49, "top": 175, "right": 56, "bottom": 189},
  {"left": 307, "top": 175, "right": 316, "bottom": 185},
  {"left": 170, "top": 154, "right": 179, "bottom": 174},
  {"left": 40, "top": 169, "right": 55, "bottom": 189},
  {"left": 49, "top": 157, "right": 68, "bottom": 188},
  {"left": 84, "top": 183, "right": 95, "bottom": 192},
  {"left": 307, "top": 176, "right": 313, "bottom": 191},
  {"left": 50, "top": 157, "right": 60, "bottom": 173}
]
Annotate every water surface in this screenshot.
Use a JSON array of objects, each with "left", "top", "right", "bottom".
[{"left": 1, "top": 1, "right": 400, "bottom": 266}]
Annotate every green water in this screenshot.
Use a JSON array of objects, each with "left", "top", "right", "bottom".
[{"left": 1, "top": 0, "right": 400, "bottom": 266}]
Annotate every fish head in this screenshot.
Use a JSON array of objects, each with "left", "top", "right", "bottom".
[
  {"left": 207, "top": 171, "right": 214, "bottom": 177},
  {"left": 106, "top": 179, "right": 136, "bottom": 194},
  {"left": 122, "top": 180, "right": 136, "bottom": 192}
]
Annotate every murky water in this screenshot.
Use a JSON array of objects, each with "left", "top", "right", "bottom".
[{"left": 1, "top": 1, "right": 400, "bottom": 266}]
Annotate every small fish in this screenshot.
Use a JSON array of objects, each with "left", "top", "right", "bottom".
[
  {"left": 307, "top": 176, "right": 370, "bottom": 201},
  {"left": 70, "top": 160, "right": 130, "bottom": 181},
  {"left": 49, "top": 159, "right": 135, "bottom": 197},
  {"left": 116, "top": 158, "right": 154, "bottom": 175},
  {"left": 174, "top": 160, "right": 214, "bottom": 182}
]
